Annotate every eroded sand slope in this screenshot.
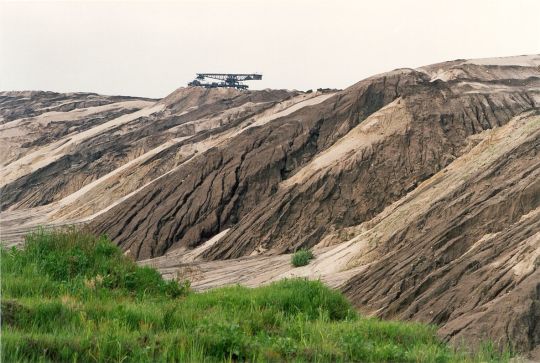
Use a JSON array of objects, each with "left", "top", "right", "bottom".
[{"left": 1, "top": 55, "right": 539, "bottom": 355}]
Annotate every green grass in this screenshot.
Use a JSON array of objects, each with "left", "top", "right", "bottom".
[
  {"left": 1, "top": 229, "right": 511, "bottom": 362},
  {"left": 291, "top": 249, "right": 314, "bottom": 267}
]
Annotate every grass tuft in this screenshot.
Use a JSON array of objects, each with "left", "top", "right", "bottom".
[{"left": 291, "top": 248, "right": 314, "bottom": 267}]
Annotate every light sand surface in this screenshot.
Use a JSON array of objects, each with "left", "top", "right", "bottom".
[
  {"left": 0, "top": 100, "right": 152, "bottom": 129},
  {"left": 0, "top": 100, "right": 154, "bottom": 166},
  {"left": 139, "top": 228, "right": 231, "bottom": 267},
  {"left": 281, "top": 98, "right": 408, "bottom": 188},
  {"left": 50, "top": 136, "right": 190, "bottom": 211},
  {"left": 141, "top": 240, "right": 369, "bottom": 291},
  {"left": 242, "top": 93, "right": 335, "bottom": 130},
  {"left": 172, "top": 92, "right": 335, "bottom": 138},
  {"left": 509, "top": 228, "right": 540, "bottom": 277},
  {"left": 466, "top": 55, "right": 540, "bottom": 67},
  {"left": 420, "top": 55, "right": 540, "bottom": 82},
  {"left": 0, "top": 103, "right": 163, "bottom": 186}
]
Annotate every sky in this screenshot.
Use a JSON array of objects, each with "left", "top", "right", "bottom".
[{"left": 1, "top": 0, "right": 539, "bottom": 98}]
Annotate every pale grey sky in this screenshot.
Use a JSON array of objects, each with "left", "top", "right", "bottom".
[{"left": 1, "top": 0, "right": 539, "bottom": 98}]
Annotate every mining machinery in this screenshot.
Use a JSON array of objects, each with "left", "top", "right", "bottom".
[{"left": 188, "top": 73, "right": 262, "bottom": 90}]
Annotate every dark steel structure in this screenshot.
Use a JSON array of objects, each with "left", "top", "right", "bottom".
[{"left": 188, "top": 73, "right": 262, "bottom": 90}]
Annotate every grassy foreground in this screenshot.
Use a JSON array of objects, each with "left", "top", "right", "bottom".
[{"left": 1, "top": 230, "right": 510, "bottom": 362}]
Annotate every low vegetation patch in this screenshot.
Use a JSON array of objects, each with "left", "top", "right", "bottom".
[
  {"left": 291, "top": 248, "right": 314, "bottom": 267},
  {"left": 1, "top": 229, "right": 510, "bottom": 362}
]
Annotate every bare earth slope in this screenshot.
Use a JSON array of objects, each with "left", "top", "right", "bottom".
[
  {"left": 0, "top": 87, "right": 301, "bottom": 240},
  {"left": 1, "top": 55, "right": 539, "bottom": 356}
]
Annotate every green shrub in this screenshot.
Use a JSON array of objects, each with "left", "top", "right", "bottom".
[{"left": 291, "top": 248, "right": 314, "bottom": 267}]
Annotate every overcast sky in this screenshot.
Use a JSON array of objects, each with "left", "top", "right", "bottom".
[{"left": 1, "top": 0, "right": 539, "bottom": 98}]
